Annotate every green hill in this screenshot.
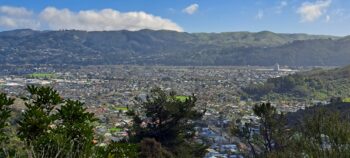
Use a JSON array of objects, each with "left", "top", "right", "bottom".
[
  {"left": 243, "top": 65, "right": 350, "bottom": 101},
  {"left": 0, "top": 29, "right": 343, "bottom": 66}
]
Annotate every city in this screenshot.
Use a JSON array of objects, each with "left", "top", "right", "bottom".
[
  {"left": 0, "top": 64, "right": 308, "bottom": 157},
  {"left": 1, "top": 0, "right": 350, "bottom": 157}
]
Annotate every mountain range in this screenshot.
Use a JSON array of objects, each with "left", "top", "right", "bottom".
[{"left": 1, "top": 29, "right": 349, "bottom": 66}]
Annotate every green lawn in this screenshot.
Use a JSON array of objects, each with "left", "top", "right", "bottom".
[
  {"left": 114, "top": 107, "right": 128, "bottom": 111},
  {"left": 343, "top": 98, "right": 350, "bottom": 103},
  {"left": 109, "top": 127, "right": 122, "bottom": 132},
  {"left": 175, "top": 95, "right": 190, "bottom": 102}
]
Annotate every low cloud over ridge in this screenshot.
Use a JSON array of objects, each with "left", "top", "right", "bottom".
[
  {"left": 297, "top": 0, "right": 332, "bottom": 22},
  {"left": 0, "top": 6, "right": 183, "bottom": 32}
]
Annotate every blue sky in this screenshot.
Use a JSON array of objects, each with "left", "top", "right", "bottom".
[{"left": 0, "top": 0, "right": 349, "bottom": 35}]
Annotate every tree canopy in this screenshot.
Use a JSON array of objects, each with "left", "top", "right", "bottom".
[{"left": 128, "top": 87, "right": 206, "bottom": 157}]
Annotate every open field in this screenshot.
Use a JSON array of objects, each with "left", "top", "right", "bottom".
[{"left": 175, "top": 95, "right": 190, "bottom": 102}]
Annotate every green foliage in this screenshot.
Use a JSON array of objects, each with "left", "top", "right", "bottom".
[
  {"left": 17, "top": 85, "right": 97, "bottom": 158},
  {"left": 231, "top": 121, "right": 258, "bottom": 157},
  {"left": 174, "top": 95, "right": 190, "bottom": 102},
  {"left": 254, "top": 103, "right": 290, "bottom": 153},
  {"left": 244, "top": 66, "right": 350, "bottom": 101},
  {"left": 114, "top": 107, "right": 128, "bottom": 111},
  {"left": 0, "top": 93, "right": 14, "bottom": 142},
  {"left": 0, "top": 93, "right": 15, "bottom": 157},
  {"left": 269, "top": 108, "right": 350, "bottom": 157},
  {"left": 128, "top": 87, "right": 206, "bottom": 157},
  {"left": 0, "top": 88, "right": 208, "bottom": 157},
  {"left": 294, "top": 109, "right": 350, "bottom": 157},
  {"left": 342, "top": 97, "right": 350, "bottom": 102},
  {"left": 96, "top": 141, "right": 139, "bottom": 158},
  {"left": 233, "top": 101, "right": 350, "bottom": 157},
  {"left": 109, "top": 127, "right": 122, "bottom": 132},
  {"left": 233, "top": 103, "right": 290, "bottom": 157},
  {"left": 171, "top": 141, "right": 208, "bottom": 158},
  {"left": 55, "top": 99, "right": 97, "bottom": 157},
  {"left": 17, "top": 86, "right": 63, "bottom": 157},
  {"left": 18, "top": 85, "right": 62, "bottom": 143},
  {"left": 139, "top": 138, "right": 172, "bottom": 158},
  {"left": 25, "top": 85, "right": 63, "bottom": 114},
  {"left": 17, "top": 104, "right": 52, "bottom": 142}
]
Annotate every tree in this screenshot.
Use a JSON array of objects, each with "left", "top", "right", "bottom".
[
  {"left": 139, "top": 138, "right": 173, "bottom": 158},
  {"left": 0, "top": 93, "right": 14, "bottom": 157},
  {"left": 232, "top": 103, "right": 290, "bottom": 156},
  {"left": 292, "top": 109, "right": 350, "bottom": 157},
  {"left": 252, "top": 102, "right": 290, "bottom": 154},
  {"left": 95, "top": 140, "right": 139, "bottom": 158},
  {"left": 18, "top": 86, "right": 62, "bottom": 145},
  {"left": 55, "top": 99, "right": 97, "bottom": 157},
  {"left": 25, "top": 85, "right": 62, "bottom": 115},
  {"left": 106, "top": 142, "right": 139, "bottom": 158},
  {"left": 0, "top": 93, "right": 14, "bottom": 142},
  {"left": 231, "top": 121, "right": 258, "bottom": 157},
  {"left": 128, "top": 87, "right": 206, "bottom": 157},
  {"left": 17, "top": 85, "right": 96, "bottom": 158}
]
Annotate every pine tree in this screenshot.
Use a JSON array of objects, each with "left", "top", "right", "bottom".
[
  {"left": 0, "top": 93, "right": 14, "bottom": 142},
  {"left": 17, "top": 86, "right": 97, "bottom": 158},
  {"left": 128, "top": 87, "right": 206, "bottom": 157},
  {"left": 18, "top": 86, "right": 62, "bottom": 144},
  {"left": 55, "top": 99, "right": 97, "bottom": 157},
  {"left": 0, "top": 93, "right": 14, "bottom": 157},
  {"left": 233, "top": 102, "right": 290, "bottom": 156}
]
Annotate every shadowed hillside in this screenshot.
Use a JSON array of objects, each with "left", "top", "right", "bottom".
[{"left": 0, "top": 29, "right": 344, "bottom": 66}]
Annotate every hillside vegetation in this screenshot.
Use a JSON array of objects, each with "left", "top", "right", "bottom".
[
  {"left": 243, "top": 65, "right": 350, "bottom": 101},
  {"left": 1, "top": 29, "right": 346, "bottom": 66}
]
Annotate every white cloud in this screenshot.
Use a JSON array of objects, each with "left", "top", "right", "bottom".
[
  {"left": 0, "top": 6, "right": 39, "bottom": 29},
  {"left": 276, "top": 1, "right": 288, "bottom": 13},
  {"left": 39, "top": 7, "right": 183, "bottom": 31},
  {"left": 183, "top": 4, "right": 199, "bottom": 15},
  {"left": 0, "top": 6, "right": 183, "bottom": 32},
  {"left": 0, "top": 16, "right": 39, "bottom": 29},
  {"left": 0, "top": 6, "right": 33, "bottom": 17},
  {"left": 297, "top": 0, "right": 332, "bottom": 22},
  {"left": 255, "top": 10, "right": 264, "bottom": 20}
]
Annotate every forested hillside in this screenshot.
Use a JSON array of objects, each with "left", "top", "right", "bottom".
[
  {"left": 243, "top": 65, "right": 350, "bottom": 100},
  {"left": 1, "top": 29, "right": 347, "bottom": 66}
]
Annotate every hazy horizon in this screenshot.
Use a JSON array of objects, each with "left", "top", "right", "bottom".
[{"left": 0, "top": 28, "right": 346, "bottom": 37}]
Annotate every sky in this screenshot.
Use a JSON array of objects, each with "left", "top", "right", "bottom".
[{"left": 0, "top": 0, "right": 349, "bottom": 36}]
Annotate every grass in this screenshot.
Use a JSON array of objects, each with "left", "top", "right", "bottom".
[
  {"left": 28, "top": 73, "right": 56, "bottom": 79},
  {"left": 175, "top": 96, "right": 190, "bottom": 102},
  {"left": 109, "top": 127, "right": 122, "bottom": 132},
  {"left": 114, "top": 107, "right": 128, "bottom": 111},
  {"left": 343, "top": 98, "right": 350, "bottom": 103}
]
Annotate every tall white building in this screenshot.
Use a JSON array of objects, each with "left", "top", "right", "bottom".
[{"left": 274, "top": 63, "right": 280, "bottom": 71}]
